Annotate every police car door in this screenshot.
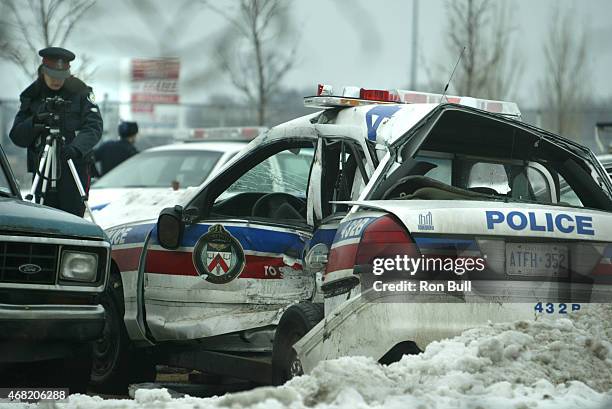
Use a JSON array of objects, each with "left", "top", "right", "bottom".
[
  {"left": 304, "top": 136, "right": 376, "bottom": 303},
  {"left": 144, "top": 137, "right": 316, "bottom": 342}
]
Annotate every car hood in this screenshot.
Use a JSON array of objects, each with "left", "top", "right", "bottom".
[
  {"left": 91, "top": 187, "right": 199, "bottom": 229},
  {"left": 88, "top": 187, "right": 197, "bottom": 210},
  {"left": 88, "top": 188, "right": 129, "bottom": 210},
  {"left": 0, "top": 196, "right": 105, "bottom": 239}
]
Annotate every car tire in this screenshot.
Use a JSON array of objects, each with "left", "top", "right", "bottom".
[
  {"left": 271, "top": 302, "right": 323, "bottom": 386},
  {"left": 90, "top": 273, "right": 155, "bottom": 394}
]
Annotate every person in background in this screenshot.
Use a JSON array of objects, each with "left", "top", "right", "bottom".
[
  {"left": 93, "top": 121, "right": 139, "bottom": 176},
  {"left": 9, "top": 47, "right": 102, "bottom": 217}
]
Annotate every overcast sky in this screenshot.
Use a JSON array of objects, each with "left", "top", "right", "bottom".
[{"left": 1, "top": 0, "right": 611, "bottom": 110}]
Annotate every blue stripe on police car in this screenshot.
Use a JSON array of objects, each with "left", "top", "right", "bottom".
[{"left": 485, "top": 210, "right": 595, "bottom": 235}]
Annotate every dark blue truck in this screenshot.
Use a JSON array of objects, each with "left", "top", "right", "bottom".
[{"left": 0, "top": 143, "right": 110, "bottom": 392}]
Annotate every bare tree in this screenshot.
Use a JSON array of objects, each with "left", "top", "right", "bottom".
[
  {"left": 0, "top": 0, "right": 96, "bottom": 81},
  {"left": 119, "top": 0, "right": 204, "bottom": 57},
  {"left": 539, "top": 6, "right": 591, "bottom": 138},
  {"left": 441, "top": 0, "right": 522, "bottom": 100},
  {"left": 206, "top": 0, "right": 298, "bottom": 126}
]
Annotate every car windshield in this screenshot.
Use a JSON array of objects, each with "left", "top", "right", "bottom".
[{"left": 93, "top": 149, "right": 223, "bottom": 189}]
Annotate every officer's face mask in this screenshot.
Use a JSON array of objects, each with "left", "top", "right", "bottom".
[{"left": 43, "top": 73, "right": 65, "bottom": 91}]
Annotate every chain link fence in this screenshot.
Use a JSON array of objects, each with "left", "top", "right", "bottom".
[{"left": 1, "top": 98, "right": 611, "bottom": 190}]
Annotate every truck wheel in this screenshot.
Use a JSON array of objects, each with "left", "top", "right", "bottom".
[
  {"left": 271, "top": 302, "right": 323, "bottom": 386},
  {"left": 90, "top": 274, "right": 155, "bottom": 393}
]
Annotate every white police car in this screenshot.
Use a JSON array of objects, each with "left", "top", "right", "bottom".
[
  {"left": 88, "top": 127, "right": 266, "bottom": 228},
  {"left": 95, "top": 86, "right": 612, "bottom": 391},
  {"left": 293, "top": 86, "right": 612, "bottom": 377}
]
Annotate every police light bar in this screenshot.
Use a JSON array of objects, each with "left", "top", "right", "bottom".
[
  {"left": 178, "top": 127, "right": 267, "bottom": 142},
  {"left": 304, "top": 84, "right": 522, "bottom": 117}
]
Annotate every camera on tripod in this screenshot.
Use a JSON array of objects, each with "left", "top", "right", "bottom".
[
  {"left": 45, "top": 96, "right": 71, "bottom": 113},
  {"left": 35, "top": 96, "right": 71, "bottom": 128}
]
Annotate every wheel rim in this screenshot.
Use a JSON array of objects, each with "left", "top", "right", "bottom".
[
  {"left": 284, "top": 331, "right": 305, "bottom": 380},
  {"left": 91, "top": 301, "right": 121, "bottom": 379},
  {"left": 289, "top": 351, "right": 303, "bottom": 377}
]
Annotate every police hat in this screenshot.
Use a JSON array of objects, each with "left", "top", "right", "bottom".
[
  {"left": 39, "top": 47, "right": 75, "bottom": 80},
  {"left": 118, "top": 121, "right": 139, "bottom": 138}
]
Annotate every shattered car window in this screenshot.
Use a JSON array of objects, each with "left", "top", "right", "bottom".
[
  {"left": 226, "top": 148, "right": 314, "bottom": 196},
  {"left": 227, "top": 159, "right": 274, "bottom": 192}
]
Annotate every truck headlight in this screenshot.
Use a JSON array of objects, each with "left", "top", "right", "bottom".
[{"left": 59, "top": 251, "right": 98, "bottom": 282}]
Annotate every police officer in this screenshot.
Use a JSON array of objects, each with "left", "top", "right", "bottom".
[
  {"left": 9, "top": 47, "right": 103, "bottom": 217},
  {"left": 93, "top": 121, "right": 139, "bottom": 175}
]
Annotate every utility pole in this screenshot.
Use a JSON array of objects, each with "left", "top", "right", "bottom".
[{"left": 410, "top": 0, "right": 419, "bottom": 90}]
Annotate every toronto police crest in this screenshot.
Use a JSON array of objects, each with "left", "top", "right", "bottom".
[{"left": 193, "top": 224, "right": 245, "bottom": 284}]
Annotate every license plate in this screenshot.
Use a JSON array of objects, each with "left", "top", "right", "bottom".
[{"left": 506, "top": 243, "right": 568, "bottom": 277}]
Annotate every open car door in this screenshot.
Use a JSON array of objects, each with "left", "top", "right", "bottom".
[{"left": 143, "top": 137, "right": 317, "bottom": 342}]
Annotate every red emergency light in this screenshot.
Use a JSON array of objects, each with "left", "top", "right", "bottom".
[{"left": 359, "top": 88, "right": 400, "bottom": 102}]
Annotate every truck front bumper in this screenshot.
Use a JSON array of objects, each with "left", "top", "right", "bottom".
[{"left": 0, "top": 303, "right": 105, "bottom": 362}]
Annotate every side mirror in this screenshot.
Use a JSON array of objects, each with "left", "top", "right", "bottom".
[
  {"left": 157, "top": 205, "right": 185, "bottom": 249},
  {"left": 183, "top": 206, "right": 200, "bottom": 225}
]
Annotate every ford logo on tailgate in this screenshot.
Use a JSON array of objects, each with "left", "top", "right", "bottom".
[{"left": 18, "top": 264, "right": 42, "bottom": 274}]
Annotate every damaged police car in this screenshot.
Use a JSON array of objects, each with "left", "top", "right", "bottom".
[
  {"left": 99, "top": 85, "right": 612, "bottom": 390},
  {"left": 0, "top": 144, "right": 110, "bottom": 391},
  {"left": 294, "top": 87, "right": 612, "bottom": 376}
]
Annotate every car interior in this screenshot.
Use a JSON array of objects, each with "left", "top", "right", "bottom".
[
  {"left": 320, "top": 139, "right": 369, "bottom": 217},
  {"left": 374, "top": 109, "right": 612, "bottom": 212}
]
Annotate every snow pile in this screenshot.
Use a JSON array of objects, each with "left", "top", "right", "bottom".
[
  {"left": 288, "top": 305, "right": 611, "bottom": 409},
  {"left": 3, "top": 305, "right": 610, "bottom": 409}
]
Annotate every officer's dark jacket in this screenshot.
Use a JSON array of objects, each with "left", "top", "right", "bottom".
[
  {"left": 94, "top": 139, "right": 138, "bottom": 175},
  {"left": 9, "top": 76, "right": 103, "bottom": 172}
]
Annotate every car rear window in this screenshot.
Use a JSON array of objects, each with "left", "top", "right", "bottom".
[{"left": 413, "top": 155, "right": 555, "bottom": 203}]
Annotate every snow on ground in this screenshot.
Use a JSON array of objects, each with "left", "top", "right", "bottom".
[{"left": 3, "top": 305, "right": 611, "bottom": 409}]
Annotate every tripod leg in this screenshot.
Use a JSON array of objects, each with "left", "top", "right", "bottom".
[
  {"left": 66, "top": 158, "right": 97, "bottom": 224},
  {"left": 51, "top": 138, "right": 58, "bottom": 189},
  {"left": 26, "top": 143, "right": 51, "bottom": 202},
  {"left": 39, "top": 145, "right": 54, "bottom": 205}
]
